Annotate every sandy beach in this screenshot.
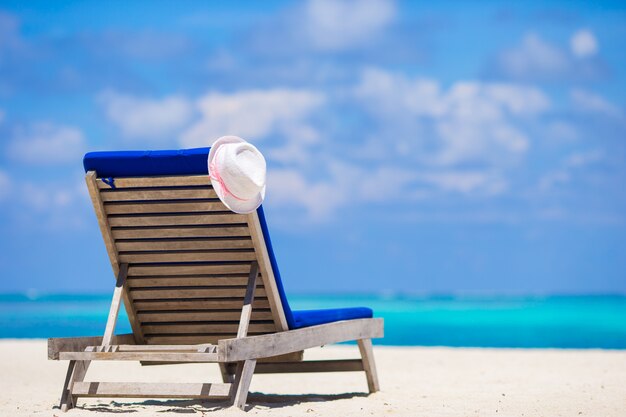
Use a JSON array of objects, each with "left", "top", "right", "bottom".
[{"left": 0, "top": 340, "right": 624, "bottom": 416}]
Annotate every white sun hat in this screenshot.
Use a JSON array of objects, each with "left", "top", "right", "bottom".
[{"left": 208, "top": 135, "right": 266, "bottom": 214}]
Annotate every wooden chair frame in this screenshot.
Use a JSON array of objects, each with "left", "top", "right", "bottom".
[{"left": 48, "top": 172, "right": 383, "bottom": 411}]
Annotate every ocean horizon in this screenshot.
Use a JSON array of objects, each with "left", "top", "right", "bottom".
[{"left": 1, "top": 292, "right": 625, "bottom": 349}]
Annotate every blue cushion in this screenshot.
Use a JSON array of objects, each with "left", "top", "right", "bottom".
[
  {"left": 83, "top": 148, "right": 210, "bottom": 178},
  {"left": 83, "top": 148, "right": 375, "bottom": 330},
  {"left": 291, "top": 307, "right": 373, "bottom": 329}
]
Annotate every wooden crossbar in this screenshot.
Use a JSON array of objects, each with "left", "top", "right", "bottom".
[
  {"left": 224, "top": 359, "right": 365, "bottom": 374},
  {"left": 59, "top": 351, "right": 219, "bottom": 362},
  {"left": 72, "top": 382, "right": 232, "bottom": 398},
  {"left": 87, "top": 344, "right": 217, "bottom": 353}
]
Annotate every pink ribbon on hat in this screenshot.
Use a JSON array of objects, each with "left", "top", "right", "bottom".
[{"left": 209, "top": 146, "right": 247, "bottom": 202}]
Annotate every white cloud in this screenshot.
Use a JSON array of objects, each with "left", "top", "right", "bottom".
[
  {"left": 355, "top": 68, "right": 550, "bottom": 118},
  {"left": 7, "top": 122, "right": 86, "bottom": 165},
  {"left": 99, "top": 90, "right": 194, "bottom": 140},
  {"left": 304, "top": 0, "right": 396, "bottom": 51},
  {"left": 267, "top": 168, "right": 346, "bottom": 220},
  {"left": 267, "top": 162, "right": 419, "bottom": 221},
  {"left": 497, "top": 33, "right": 568, "bottom": 79},
  {"left": 10, "top": 179, "right": 91, "bottom": 231},
  {"left": 565, "top": 149, "right": 603, "bottom": 168},
  {"left": 0, "top": 174, "right": 91, "bottom": 231},
  {"left": 492, "top": 32, "right": 606, "bottom": 81},
  {"left": 166, "top": 70, "right": 559, "bottom": 225},
  {"left": 354, "top": 69, "right": 445, "bottom": 117},
  {"left": 327, "top": 161, "right": 421, "bottom": 203},
  {"left": 483, "top": 84, "right": 551, "bottom": 115},
  {"left": 538, "top": 149, "right": 604, "bottom": 192},
  {"left": 570, "top": 89, "right": 621, "bottom": 118},
  {"left": 354, "top": 68, "right": 549, "bottom": 165},
  {"left": 19, "top": 181, "right": 84, "bottom": 211},
  {"left": 435, "top": 120, "right": 529, "bottom": 165},
  {"left": 180, "top": 89, "right": 325, "bottom": 147},
  {"left": 570, "top": 29, "right": 598, "bottom": 58},
  {"left": 266, "top": 156, "right": 509, "bottom": 222}
]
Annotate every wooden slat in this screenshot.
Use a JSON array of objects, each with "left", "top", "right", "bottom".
[
  {"left": 239, "top": 359, "right": 364, "bottom": 374},
  {"left": 129, "top": 287, "right": 268, "bottom": 300},
  {"left": 128, "top": 263, "right": 253, "bottom": 276},
  {"left": 133, "top": 298, "right": 270, "bottom": 311},
  {"left": 258, "top": 351, "right": 304, "bottom": 363},
  {"left": 86, "top": 171, "right": 145, "bottom": 344},
  {"left": 72, "top": 381, "right": 231, "bottom": 398},
  {"left": 219, "top": 318, "right": 384, "bottom": 362},
  {"left": 105, "top": 201, "right": 227, "bottom": 215},
  {"left": 141, "top": 322, "right": 276, "bottom": 335},
  {"left": 116, "top": 238, "right": 253, "bottom": 251},
  {"left": 59, "top": 351, "right": 219, "bottom": 362},
  {"left": 97, "top": 175, "right": 210, "bottom": 189},
  {"left": 97, "top": 344, "right": 217, "bottom": 352},
  {"left": 127, "top": 276, "right": 252, "bottom": 288},
  {"left": 100, "top": 188, "right": 217, "bottom": 202},
  {"left": 246, "top": 211, "right": 288, "bottom": 332},
  {"left": 119, "top": 250, "right": 257, "bottom": 263},
  {"left": 137, "top": 310, "right": 273, "bottom": 322},
  {"left": 145, "top": 335, "right": 238, "bottom": 345},
  {"left": 112, "top": 226, "right": 249, "bottom": 239},
  {"left": 139, "top": 351, "right": 304, "bottom": 367},
  {"left": 109, "top": 213, "right": 244, "bottom": 227}
]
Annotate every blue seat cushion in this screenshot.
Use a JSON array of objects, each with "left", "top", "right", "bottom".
[
  {"left": 83, "top": 148, "right": 210, "bottom": 178},
  {"left": 83, "top": 148, "right": 376, "bottom": 330},
  {"left": 291, "top": 307, "right": 373, "bottom": 329}
]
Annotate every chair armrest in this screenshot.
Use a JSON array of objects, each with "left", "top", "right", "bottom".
[
  {"left": 48, "top": 333, "right": 135, "bottom": 359},
  {"left": 218, "top": 318, "right": 384, "bottom": 362}
]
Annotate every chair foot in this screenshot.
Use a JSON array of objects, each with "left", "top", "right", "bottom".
[
  {"left": 59, "top": 359, "right": 90, "bottom": 412},
  {"left": 59, "top": 390, "right": 74, "bottom": 412},
  {"left": 231, "top": 359, "right": 257, "bottom": 410},
  {"left": 358, "top": 339, "right": 380, "bottom": 393}
]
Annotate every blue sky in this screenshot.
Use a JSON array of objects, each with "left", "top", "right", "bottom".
[{"left": 0, "top": 0, "right": 624, "bottom": 294}]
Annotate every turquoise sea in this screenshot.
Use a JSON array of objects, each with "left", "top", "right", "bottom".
[{"left": 1, "top": 293, "right": 625, "bottom": 349}]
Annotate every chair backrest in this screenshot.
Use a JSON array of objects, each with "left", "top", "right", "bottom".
[{"left": 85, "top": 171, "right": 289, "bottom": 345}]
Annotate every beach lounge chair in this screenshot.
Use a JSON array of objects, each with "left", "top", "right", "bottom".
[{"left": 47, "top": 148, "right": 384, "bottom": 411}]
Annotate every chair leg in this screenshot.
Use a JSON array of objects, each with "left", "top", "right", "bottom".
[
  {"left": 230, "top": 359, "right": 257, "bottom": 410},
  {"left": 357, "top": 339, "right": 380, "bottom": 393},
  {"left": 59, "top": 360, "right": 91, "bottom": 412}
]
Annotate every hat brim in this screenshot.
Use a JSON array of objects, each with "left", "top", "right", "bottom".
[
  {"left": 216, "top": 186, "right": 265, "bottom": 214},
  {"left": 208, "top": 135, "right": 265, "bottom": 214}
]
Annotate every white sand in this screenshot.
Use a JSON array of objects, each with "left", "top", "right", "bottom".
[{"left": 1, "top": 340, "right": 624, "bottom": 416}]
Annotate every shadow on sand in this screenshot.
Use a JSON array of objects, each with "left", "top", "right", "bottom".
[{"left": 70, "top": 392, "right": 368, "bottom": 413}]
